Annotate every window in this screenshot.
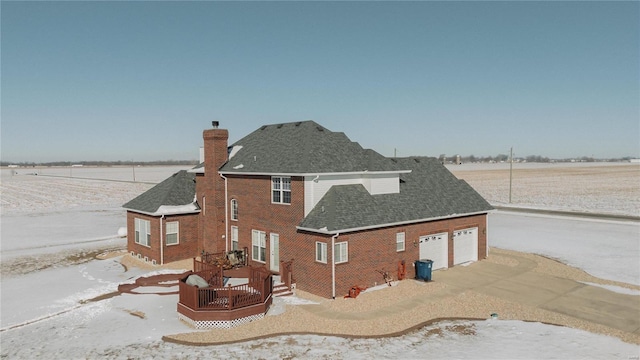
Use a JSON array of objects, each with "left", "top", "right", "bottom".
[
  {"left": 231, "top": 226, "right": 239, "bottom": 251},
  {"left": 230, "top": 199, "right": 238, "bottom": 221},
  {"left": 134, "top": 218, "right": 150, "bottom": 247},
  {"left": 396, "top": 232, "right": 405, "bottom": 252},
  {"left": 251, "top": 230, "right": 266, "bottom": 262},
  {"left": 334, "top": 241, "right": 348, "bottom": 264},
  {"left": 316, "top": 242, "right": 327, "bottom": 263},
  {"left": 272, "top": 176, "right": 291, "bottom": 204},
  {"left": 166, "top": 221, "right": 179, "bottom": 245}
]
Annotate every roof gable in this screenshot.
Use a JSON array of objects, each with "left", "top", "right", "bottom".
[
  {"left": 219, "top": 120, "right": 401, "bottom": 174},
  {"left": 299, "top": 157, "right": 493, "bottom": 233},
  {"left": 123, "top": 170, "right": 199, "bottom": 215}
]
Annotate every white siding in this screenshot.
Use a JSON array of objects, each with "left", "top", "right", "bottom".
[
  {"left": 303, "top": 173, "right": 401, "bottom": 216},
  {"left": 367, "top": 173, "right": 399, "bottom": 195}
]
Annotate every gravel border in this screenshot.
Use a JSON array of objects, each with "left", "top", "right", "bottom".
[{"left": 143, "top": 248, "right": 639, "bottom": 346}]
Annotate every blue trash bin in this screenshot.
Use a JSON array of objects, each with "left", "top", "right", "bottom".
[{"left": 415, "top": 259, "right": 433, "bottom": 281}]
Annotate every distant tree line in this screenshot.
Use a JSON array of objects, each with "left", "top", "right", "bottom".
[
  {"left": 439, "top": 154, "right": 634, "bottom": 164},
  {"left": 0, "top": 160, "right": 199, "bottom": 167}
]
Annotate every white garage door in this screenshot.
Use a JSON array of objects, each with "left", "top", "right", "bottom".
[
  {"left": 418, "top": 232, "right": 448, "bottom": 270},
  {"left": 453, "top": 227, "right": 478, "bottom": 265}
]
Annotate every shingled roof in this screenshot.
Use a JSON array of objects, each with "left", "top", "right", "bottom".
[
  {"left": 219, "top": 120, "right": 402, "bottom": 174},
  {"left": 298, "top": 157, "right": 493, "bottom": 233},
  {"left": 123, "top": 170, "right": 199, "bottom": 215}
]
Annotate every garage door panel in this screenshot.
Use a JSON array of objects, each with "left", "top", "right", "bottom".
[
  {"left": 419, "top": 232, "right": 448, "bottom": 270},
  {"left": 453, "top": 227, "right": 478, "bottom": 265}
]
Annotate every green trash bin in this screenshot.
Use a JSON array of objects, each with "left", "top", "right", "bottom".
[{"left": 415, "top": 259, "right": 433, "bottom": 281}]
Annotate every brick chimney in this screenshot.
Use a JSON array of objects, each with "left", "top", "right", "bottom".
[{"left": 201, "top": 121, "right": 229, "bottom": 254}]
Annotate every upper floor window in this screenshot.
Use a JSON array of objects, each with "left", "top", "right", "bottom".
[
  {"left": 134, "top": 218, "right": 151, "bottom": 247},
  {"left": 231, "top": 199, "right": 238, "bottom": 220},
  {"left": 272, "top": 176, "right": 291, "bottom": 204},
  {"left": 166, "top": 221, "right": 179, "bottom": 245}
]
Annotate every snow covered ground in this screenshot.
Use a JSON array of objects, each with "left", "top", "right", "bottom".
[
  {"left": 490, "top": 212, "right": 640, "bottom": 286},
  {"left": 1, "top": 166, "right": 639, "bottom": 359}
]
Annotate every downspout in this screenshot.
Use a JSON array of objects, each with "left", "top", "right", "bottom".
[
  {"left": 331, "top": 232, "right": 339, "bottom": 300},
  {"left": 486, "top": 213, "right": 490, "bottom": 258},
  {"left": 220, "top": 173, "right": 229, "bottom": 252},
  {"left": 160, "top": 215, "right": 165, "bottom": 265}
]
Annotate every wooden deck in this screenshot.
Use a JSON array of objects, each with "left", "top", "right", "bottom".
[{"left": 177, "top": 260, "right": 273, "bottom": 329}]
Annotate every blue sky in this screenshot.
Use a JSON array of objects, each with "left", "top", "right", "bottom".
[{"left": 1, "top": 1, "right": 638, "bottom": 162}]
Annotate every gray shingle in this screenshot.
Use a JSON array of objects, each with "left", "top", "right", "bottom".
[
  {"left": 122, "top": 170, "right": 198, "bottom": 214},
  {"left": 220, "top": 120, "right": 401, "bottom": 174},
  {"left": 299, "top": 157, "right": 493, "bottom": 232}
]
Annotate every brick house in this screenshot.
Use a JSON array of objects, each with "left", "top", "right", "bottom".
[{"left": 124, "top": 120, "right": 493, "bottom": 298}]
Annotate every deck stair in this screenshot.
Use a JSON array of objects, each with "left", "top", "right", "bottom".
[{"left": 272, "top": 275, "right": 293, "bottom": 297}]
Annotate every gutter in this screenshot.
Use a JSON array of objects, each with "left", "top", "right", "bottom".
[
  {"left": 123, "top": 208, "right": 200, "bottom": 217},
  {"left": 331, "top": 232, "right": 339, "bottom": 300},
  {"left": 218, "top": 170, "right": 412, "bottom": 177},
  {"left": 160, "top": 215, "right": 165, "bottom": 265},
  {"left": 296, "top": 210, "right": 493, "bottom": 235},
  {"left": 220, "top": 173, "right": 229, "bottom": 252}
]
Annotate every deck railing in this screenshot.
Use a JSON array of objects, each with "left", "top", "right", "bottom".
[
  {"left": 280, "top": 259, "right": 294, "bottom": 290},
  {"left": 179, "top": 262, "right": 272, "bottom": 312}
]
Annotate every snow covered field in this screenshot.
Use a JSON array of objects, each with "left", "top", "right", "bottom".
[
  {"left": 448, "top": 162, "right": 639, "bottom": 216},
  {"left": 1, "top": 165, "right": 639, "bottom": 359},
  {"left": 0, "top": 166, "right": 187, "bottom": 266}
]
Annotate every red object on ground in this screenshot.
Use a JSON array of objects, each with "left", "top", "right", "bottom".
[
  {"left": 397, "top": 260, "right": 407, "bottom": 280},
  {"left": 344, "top": 285, "right": 367, "bottom": 299}
]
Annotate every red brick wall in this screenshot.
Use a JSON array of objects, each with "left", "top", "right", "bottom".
[
  {"left": 219, "top": 172, "right": 488, "bottom": 299},
  {"left": 126, "top": 212, "right": 160, "bottom": 263},
  {"left": 126, "top": 211, "right": 200, "bottom": 264},
  {"left": 201, "top": 128, "right": 229, "bottom": 254},
  {"left": 163, "top": 213, "right": 200, "bottom": 263},
  {"left": 320, "top": 215, "right": 487, "bottom": 297},
  {"left": 225, "top": 175, "right": 304, "bottom": 270}
]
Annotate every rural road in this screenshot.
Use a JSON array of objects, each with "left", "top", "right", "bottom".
[{"left": 493, "top": 205, "right": 640, "bottom": 222}]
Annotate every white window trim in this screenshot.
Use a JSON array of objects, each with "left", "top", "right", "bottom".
[
  {"left": 396, "top": 232, "right": 405, "bottom": 252},
  {"left": 252, "top": 229, "right": 266, "bottom": 263},
  {"left": 231, "top": 225, "right": 239, "bottom": 251},
  {"left": 134, "top": 218, "right": 151, "bottom": 247},
  {"left": 315, "top": 241, "right": 327, "bottom": 264},
  {"left": 271, "top": 176, "right": 291, "bottom": 205},
  {"left": 334, "top": 241, "right": 348, "bottom": 264},
  {"left": 230, "top": 199, "right": 238, "bottom": 221},
  {"left": 166, "top": 221, "right": 179, "bottom": 246}
]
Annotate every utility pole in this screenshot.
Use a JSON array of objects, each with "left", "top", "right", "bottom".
[{"left": 509, "top": 147, "right": 513, "bottom": 203}]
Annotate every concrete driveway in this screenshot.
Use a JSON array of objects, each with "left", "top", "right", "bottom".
[{"left": 434, "top": 251, "right": 640, "bottom": 335}]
